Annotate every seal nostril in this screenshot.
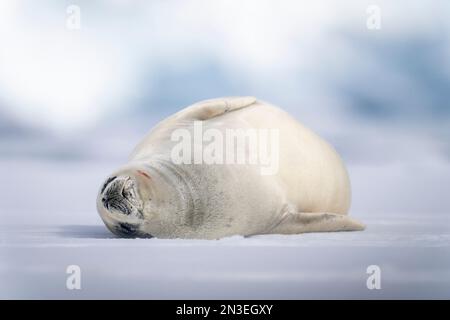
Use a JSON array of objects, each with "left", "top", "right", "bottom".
[{"left": 101, "top": 176, "right": 117, "bottom": 194}]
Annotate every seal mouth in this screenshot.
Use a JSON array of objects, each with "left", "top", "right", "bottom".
[{"left": 101, "top": 175, "right": 144, "bottom": 218}]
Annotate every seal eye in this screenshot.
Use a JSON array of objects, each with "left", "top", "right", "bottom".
[
  {"left": 115, "top": 223, "right": 153, "bottom": 238},
  {"left": 115, "top": 222, "right": 138, "bottom": 237}
]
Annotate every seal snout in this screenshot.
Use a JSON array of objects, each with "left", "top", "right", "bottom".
[{"left": 100, "top": 175, "right": 142, "bottom": 217}]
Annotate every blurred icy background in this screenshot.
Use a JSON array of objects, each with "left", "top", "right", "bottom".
[{"left": 1, "top": 0, "right": 450, "bottom": 299}]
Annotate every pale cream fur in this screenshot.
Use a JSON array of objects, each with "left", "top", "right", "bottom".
[{"left": 97, "top": 97, "right": 365, "bottom": 239}]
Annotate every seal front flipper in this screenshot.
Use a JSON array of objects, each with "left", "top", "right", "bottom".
[
  {"left": 268, "top": 211, "right": 366, "bottom": 235},
  {"left": 129, "top": 96, "right": 257, "bottom": 160},
  {"left": 175, "top": 96, "right": 257, "bottom": 120}
]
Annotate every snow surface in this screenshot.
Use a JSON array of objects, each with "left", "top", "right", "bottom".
[
  {"left": 1, "top": 215, "right": 450, "bottom": 299},
  {"left": 1, "top": 159, "right": 449, "bottom": 299}
]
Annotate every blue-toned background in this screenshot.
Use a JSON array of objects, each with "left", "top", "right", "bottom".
[
  {"left": 1, "top": 0, "right": 449, "bottom": 299},
  {"left": 1, "top": 0, "right": 449, "bottom": 223}
]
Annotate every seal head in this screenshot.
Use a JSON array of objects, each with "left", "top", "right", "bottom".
[
  {"left": 101, "top": 176, "right": 142, "bottom": 217},
  {"left": 97, "top": 173, "right": 150, "bottom": 238}
]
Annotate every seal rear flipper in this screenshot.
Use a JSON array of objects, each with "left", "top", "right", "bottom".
[
  {"left": 175, "top": 96, "right": 257, "bottom": 120},
  {"left": 268, "top": 212, "right": 366, "bottom": 235}
]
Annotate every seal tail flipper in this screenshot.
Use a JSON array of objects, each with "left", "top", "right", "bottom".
[{"left": 268, "top": 212, "right": 366, "bottom": 235}]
